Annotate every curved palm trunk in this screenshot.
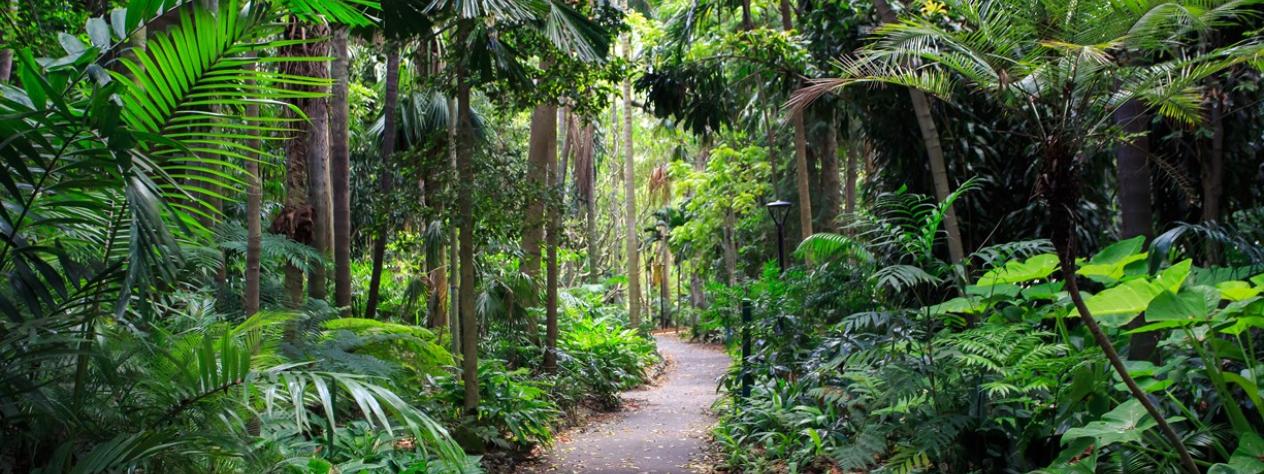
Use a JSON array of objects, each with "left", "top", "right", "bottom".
[
  {"left": 330, "top": 26, "right": 352, "bottom": 310},
  {"left": 365, "top": 43, "right": 401, "bottom": 320},
  {"left": 873, "top": 0, "right": 964, "bottom": 263},
  {"left": 622, "top": 31, "right": 642, "bottom": 328},
  {"left": 1043, "top": 139, "right": 1199, "bottom": 474},
  {"left": 1202, "top": 93, "right": 1225, "bottom": 263}
]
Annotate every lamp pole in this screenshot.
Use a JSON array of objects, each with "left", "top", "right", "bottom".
[{"left": 766, "top": 200, "right": 791, "bottom": 273}]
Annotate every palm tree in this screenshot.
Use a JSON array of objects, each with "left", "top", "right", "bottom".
[
  {"left": 780, "top": 0, "right": 814, "bottom": 242},
  {"left": 364, "top": 41, "right": 401, "bottom": 320},
  {"left": 622, "top": 16, "right": 642, "bottom": 327},
  {"left": 330, "top": 24, "right": 353, "bottom": 311},
  {"left": 794, "top": 1, "right": 1263, "bottom": 472}
]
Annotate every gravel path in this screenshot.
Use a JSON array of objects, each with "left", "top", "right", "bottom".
[{"left": 519, "top": 332, "right": 730, "bottom": 473}]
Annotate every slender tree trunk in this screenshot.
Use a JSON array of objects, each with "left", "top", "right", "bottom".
[
  {"left": 622, "top": 30, "right": 642, "bottom": 328},
  {"left": 583, "top": 123, "right": 600, "bottom": 282},
  {"left": 1202, "top": 93, "right": 1225, "bottom": 264},
  {"left": 448, "top": 96, "right": 461, "bottom": 355},
  {"left": 844, "top": 140, "right": 857, "bottom": 218},
  {"left": 244, "top": 81, "right": 262, "bottom": 315},
  {"left": 306, "top": 72, "right": 331, "bottom": 301},
  {"left": 330, "top": 25, "right": 353, "bottom": 310},
  {"left": 660, "top": 239, "right": 670, "bottom": 328},
  {"left": 724, "top": 209, "right": 738, "bottom": 286},
  {"left": 873, "top": 0, "right": 964, "bottom": 263},
  {"left": 523, "top": 104, "right": 555, "bottom": 342},
  {"left": 365, "top": 43, "right": 400, "bottom": 319},
  {"left": 455, "top": 20, "right": 479, "bottom": 413},
  {"left": 544, "top": 113, "right": 564, "bottom": 372},
  {"left": 819, "top": 111, "right": 841, "bottom": 232},
  {"left": 1114, "top": 99, "right": 1158, "bottom": 362}
]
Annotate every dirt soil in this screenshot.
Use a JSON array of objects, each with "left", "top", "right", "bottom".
[{"left": 516, "top": 331, "right": 731, "bottom": 473}]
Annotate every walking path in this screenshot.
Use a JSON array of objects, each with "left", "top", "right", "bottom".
[{"left": 520, "top": 332, "right": 730, "bottom": 473}]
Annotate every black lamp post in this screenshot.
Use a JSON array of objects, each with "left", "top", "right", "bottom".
[{"left": 765, "top": 200, "right": 792, "bottom": 272}]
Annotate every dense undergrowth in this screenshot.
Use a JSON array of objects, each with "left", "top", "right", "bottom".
[{"left": 701, "top": 187, "right": 1264, "bottom": 473}]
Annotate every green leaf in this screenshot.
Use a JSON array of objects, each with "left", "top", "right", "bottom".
[
  {"left": 1217, "top": 281, "right": 1262, "bottom": 301},
  {"left": 1147, "top": 290, "right": 1209, "bottom": 322},
  {"left": 1078, "top": 236, "right": 1147, "bottom": 283},
  {"left": 923, "top": 296, "right": 989, "bottom": 315},
  {"left": 1061, "top": 399, "right": 1158, "bottom": 448},
  {"left": 1210, "top": 432, "right": 1264, "bottom": 474},
  {"left": 1078, "top": 279, "right": 1163, "bottom": 327},
  {"left": 977, "top": 253, "right": 1059, "bottom": 286},
  {"left": 1155, "top": 259, "right": 1193, "bottom": 293}
]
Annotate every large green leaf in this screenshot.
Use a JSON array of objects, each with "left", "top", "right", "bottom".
[
  {"left": 1078, "top": 236, "right": 1147, "bottom": 283},
  {"left": 1061, "top": 399, "right": 1162, "bottom": 448},
  {"left": 976, "top": 253, "right": 1059, "bottom": 286},
  {"left": 1209, "top": 432, "right": 1264, "bottom": 474},
  {"left": 1077, "top": 279, "right": 1163, "bottom": 327},
  {"left": 1146, "top": 290, "right": 1210, "bottom": 322},
  {"left": 1217, "top": 281, "right": 1262, "bottom": 301}
]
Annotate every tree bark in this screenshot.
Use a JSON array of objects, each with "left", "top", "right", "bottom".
[
  {"left": 583, "top": 123, "right": 600, "bottom": 282},
  {"left": 306, "top": 70, "right": 331, "bottom": 301},
  {"left": 622, "top": 30, "right": 642, "bottom": 328},
  {"left": 723, "top": 209, "right": 738, "bottom": 286},
  {"left": 819, "top": 111, "right": 841, "bottom": 232},
  {"left": 844, "top": 139, "right": 857, "bottom": 218},
  {"left": 455, "top": 20, "right": 479, "bottom": 413},
  {"left": 1201, "top": 93, "right": 1225, "bottom": 264},
  {"left": 365, "top": 43, "right": 400, "bottom": 320},
  {"left": 330, "top": 26, "right": 353, "bottom": 310},
  {"left": 873, "top": 0, "right": 964, "bottom": 263},
  {"left": 1114, "top": 99, "right": 1158, "bottom": 362},
  {"left": 523, "top": 104, "right": 556, "bottom": 341},
  {"left": 244, "top": 81, "right": 262, "bottom": 315},
  {"left": 544, "top": 112, "right": 564, "bottom": 372}
]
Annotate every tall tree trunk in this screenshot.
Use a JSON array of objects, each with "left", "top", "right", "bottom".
[
  {"left": 1114, "top": 99, "right": 1158, "bottom": 362},
  {"left": 244, "top": 80, "right": 262, "bottom": 315},
  {"left": 330, "top": 25, "right": 353, "bottom": 310},
  {"left": 873, "top": 0, "right": 964, "bottom": 263},
  {"left": 543, "top": 113, "right": 564, "bottom": 372},
  {"left": 448, "top": 96, "right": 461, "bottom": 355},
  {"left": 844, "top": 139, "right": 857, "bottom": 218},
  {"left": 455, "top": 20, "right": 479, "bottom": 413},
  {"left": 1202, "top": 92, "right": 1225, "bottom": 264},
  {"left": 365, "top": 43, "right": 400, "bottom": 320},
  {"left": 583, "top": 123, "right": 600, "bottom": 282},
  {"left": 306, "top": 70, "right": 331, "bottom": 301},
  {"left": 622, "top": 30, "right": 642, "bottom": 328},
  {"left": 819, "top": 111, "right": 841, "bottom": 232},
  {"left": 723, "top": 209, "right": 738, "bottom": 286},
  {"left": 780, "top": 0, "right": 813, "bottom": 241},
  {"left": 660, "top": 240, "right": 670, "bottom": 328},
  {"left": 523, "top": 104, "right": 556, "bottom": 341}
]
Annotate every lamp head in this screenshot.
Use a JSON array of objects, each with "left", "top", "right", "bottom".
[{"left": 765, "top": 200, "right": 792, "bottom": 226}]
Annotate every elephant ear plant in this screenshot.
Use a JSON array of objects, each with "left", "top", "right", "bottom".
[{"left": 793, "top": 1, "right": 1264, "bottom": 471}]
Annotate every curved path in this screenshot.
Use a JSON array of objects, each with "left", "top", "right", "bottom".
[{"left": 520, "top": 332, "right": 729, "bottom": 473}]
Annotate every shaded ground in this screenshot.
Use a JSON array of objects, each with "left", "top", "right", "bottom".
[{"left": 518, "top": 331, "right": 730, "bottom": 473}]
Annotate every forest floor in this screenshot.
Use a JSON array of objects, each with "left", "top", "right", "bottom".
[{"left": 517, "top": 331, "right": 730, "bottom": 473}]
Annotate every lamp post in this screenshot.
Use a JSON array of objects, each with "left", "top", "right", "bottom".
[{"left": 765, "top": 200, "right": 792, "bottom": 272}]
